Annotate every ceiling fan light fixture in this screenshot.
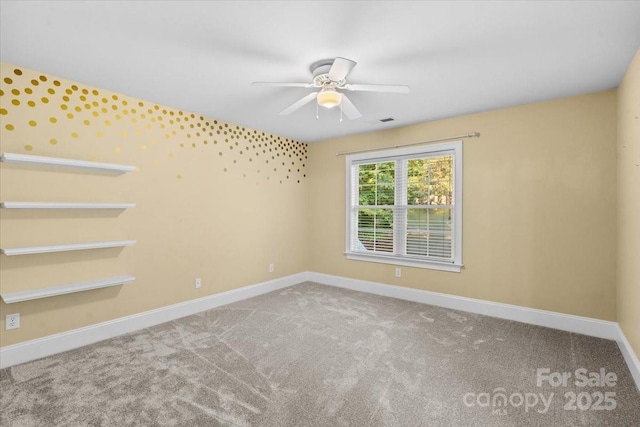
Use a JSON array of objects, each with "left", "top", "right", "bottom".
[{"left": 317, "top": 88, "right": 342, "bottom": 109}]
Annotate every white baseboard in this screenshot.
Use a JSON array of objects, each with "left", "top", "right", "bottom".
[
  {"left": 0, "top": 272, "right": 307, "bottom": 369},
  {"left": 616, "top": 325, "right": 640, "bottom": 392},
  {"left": 3, "top": 270, "right": 638, "bottom": 393},
  {"left": 307, "top": 272, "right": 640, "bottom": 391},
  {"left": 307, "top": 272, "right": 619, "bottom": 339}
]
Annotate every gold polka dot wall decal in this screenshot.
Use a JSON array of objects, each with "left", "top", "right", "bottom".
[
  {"left": 13, "top": 69, "right": 22, "bottom": 75},
  {"left": 140, "top": 145, "right": 147, "bottom": 150},
  {"left": 30, "top": 79, "right": 39, "bottom": 86},
  {"left": 0, "top": 108, "right": 6, "bottom": 115},
  {"left": 177, "top": 174, "right": 182, "bottom": 179},
  {"left": 27, "top": 100, "right": 35, "bottom": 107},
  {"left": 48, "top": 88, "right": 55, "bottom": 95},
  {"left": 50, "top": 138, "right": 57, "bottom": 145},
  {"left": 138, "top": 101, "right": 144, "bottom": 107},
  {"left": 28, "top": 120, "right": 37, "bottom": 127},
  {"left": 65, "top": 88, "right": 72, "bottom": 95},
  {"left": 97, "top": 131, "right": 103, "bottom": 138},
  {"left": 11, "top": 99, "right": 19, "bottom": 106},
  {"left": 83, "top": 120, "right": 90, "bottom": 126},
  {"left": 4, "top": 77, "right": 13, "bottom": 84},
  {"left": 92, "top": 89, "right": 99, "bottom": 96},
  {"left": 67, "top": 113, "right": 74, "bottom": 119},
  {"left": 153, "top": 159, "right": 159, "bottom": 165},
  {"left": 92, "top": 111, "right": 99, "bottom": 117},
  {"left": 53, "top": 80, "right": 60, "bottom": 86},
  {"left": 71, "top": 132, "right": 79, "bottom": 138},
  {"left": 74, "top": 106, "right": 81, "bottom": 112},
  {"left": 115, "top": 114, "right": 121, "bottom": 120},
  {"left": 5, "top": 124, "right": 14, "bottom": 131},
  {"left": 120, "top": 131, "right": 127, "bottom": 137},
  {"left": 80, "top": 95, "right": 86, "bottom": 101},
  {"left": 41, "top": 97, "right": 49, "bottom": 103},
  {"left": 168, "top": 152, "right": 173, "bottom": 158},
  {"left": 81, "top": 88, "right": 88, "bottom": 94},
  {"left": 112, "top": 105, "right": 118, "bottom": 110},
  {"left": 115, "top": 147, "right": 121, "bottom": 153},
  {"left": 39, "top": 75, "right": 47, "bottom": 82},
  {"left": 101, "top": 108, "right": 108, "bottom": 113},
  {"left": 71, "top": 85, "right": 78, "bottom": 91},
  {"left": 84, "top": 104, "right": 90, "bottom": 109},
  {"left": 24, "top": 145, "right": 33, "bottom": 151},
  {"left": 105, "top": 120, "right": 111, "bottom": 126},
  {"left": 0, "top": 89, "right": 4, "bottom": 96},
  {"left": 11, "top": 88, "right": 19, "bottom": 95}
]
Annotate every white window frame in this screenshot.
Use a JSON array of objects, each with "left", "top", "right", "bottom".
[{"left": 345, "top": 141, "right": 463, "bottom": 272}]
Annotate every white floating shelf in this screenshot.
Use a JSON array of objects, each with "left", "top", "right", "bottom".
[
  {"left": 1, "top": 240, "right": 136, "bottom": 256},
  {"left": 1, "top": 202, "right": 135, "bottom": 209},
  {"left": 1, "top": 275, "right": 135, "bottom": 304},
  {"left": 0, "top": 153, "right": 135, "bottom": 173}
]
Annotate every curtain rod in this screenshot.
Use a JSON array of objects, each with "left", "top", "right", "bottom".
[{"left": 335, "top": 132, "right": 480, "bottom": 157}]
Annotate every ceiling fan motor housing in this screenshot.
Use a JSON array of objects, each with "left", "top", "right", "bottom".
[{"left": 310, "top": 59, "right": 344, "bottom": 88}]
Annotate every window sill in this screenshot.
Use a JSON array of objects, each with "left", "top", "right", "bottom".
[{"left": 345, "top": 252, "right": 463, "bottom": 273}]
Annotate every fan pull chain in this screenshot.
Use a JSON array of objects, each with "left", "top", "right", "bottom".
[
  {"left": 316, "top": 102, "right": 319, "bottom": 120},
  {"left": 340, "top": 103, "right": 343, "bottom": 122}
]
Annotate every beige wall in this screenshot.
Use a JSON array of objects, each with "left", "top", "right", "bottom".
[
  {"left": 0, "top": 59, "right": 630, "bottom": 352},
  {"left": 617, "top": 50, "right": 640, "bottom": 357},
  {"left": 0, "top": 63, "right": 309, "bottom": 346},
  {"left": 308, "top": 91, "right": 618, "bottom": 321}
]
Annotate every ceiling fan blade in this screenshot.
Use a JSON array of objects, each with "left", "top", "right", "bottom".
[
  {"left": 340, "top": 94, "right": 362, "bottom": 120},
  {"left": 328, "top": 57, "right": 357, "bottom": 81},
  {"left": 343, "top": 83, "right": 410, "bottom": 93},
  {"left": 279, "top": 92, "right": 319, "bottom": 115},
  {"left": 252, "top": 82, "right": 314, "bottom": 88}
]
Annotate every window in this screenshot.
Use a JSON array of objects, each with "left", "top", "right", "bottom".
[{"left": 345, "top": 141, "right": 462, "bottom": 272}]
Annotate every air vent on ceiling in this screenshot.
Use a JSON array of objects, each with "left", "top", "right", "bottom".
[{"left": 379, "top": 117, "right": 395, "bottom": 123}]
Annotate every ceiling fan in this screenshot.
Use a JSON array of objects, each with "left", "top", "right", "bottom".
[{"left": 252, "top": 57, "right": 410, "bottom": 120}]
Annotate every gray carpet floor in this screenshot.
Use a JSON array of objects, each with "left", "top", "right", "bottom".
[{"left": 1, "top": 281, "right": 639, "bottom": 426}]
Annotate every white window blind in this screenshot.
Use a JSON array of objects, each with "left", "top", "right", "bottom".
[{"left": 345, "top": 141, "right": 462, "bottom": 272}]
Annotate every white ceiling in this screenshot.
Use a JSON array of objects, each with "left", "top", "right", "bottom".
[{"left": 1, "top": 1, "right": 639, "bottom": 143}]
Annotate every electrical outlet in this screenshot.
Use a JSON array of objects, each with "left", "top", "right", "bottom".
[
  {"left": 269, "top": 263, "right": 274, "bottom": 273},
  {"left": 6, "top": 313, "right": 20, "bottom": 330},
  {"left": 395, "top": 268, "right": 402, "bottom": 278},
  {"left": 195, "top": 278, "right": 202, "bottom": 289}
]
